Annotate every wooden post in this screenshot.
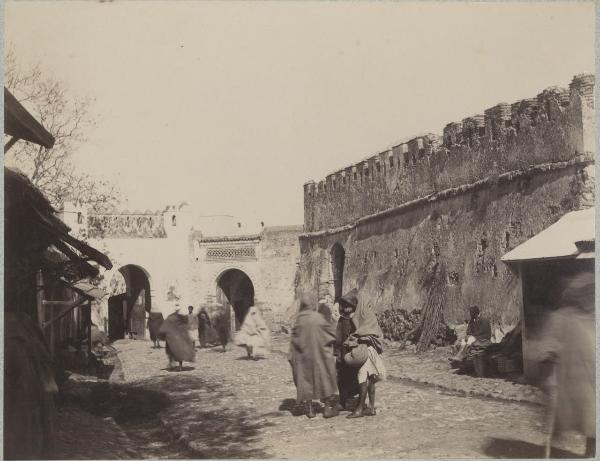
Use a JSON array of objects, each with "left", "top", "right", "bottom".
[
  {"left": 36, "top": 270, "right": 44, "bottom": 330},
  {"left": 87, "top": 301, "right": 92, "bottom": 359},
  {"left": 518, "top": 265, "right": 530, "bottom": 378}
]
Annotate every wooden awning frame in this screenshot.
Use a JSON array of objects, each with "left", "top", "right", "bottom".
[{"left": 4, "top": 87, "right": 55, "bottom": 149}]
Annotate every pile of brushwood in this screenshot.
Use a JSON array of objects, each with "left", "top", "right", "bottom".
[{"left": 377, "top": 308, "right": 456, "bottom": 350}]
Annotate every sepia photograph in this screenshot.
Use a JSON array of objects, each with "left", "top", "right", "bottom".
[{"left": 3, "top": 1, "right": 596, "bottom": 459}]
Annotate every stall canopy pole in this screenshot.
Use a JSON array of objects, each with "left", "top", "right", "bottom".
[
  {"left": 36, "top": 270, "right": 44, "bottom": 329},
  {"left": 4, "top": 136, "right": 19, "bottom": 152}
]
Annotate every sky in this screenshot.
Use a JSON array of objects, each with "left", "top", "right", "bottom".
[{"left": 4, "top": 1, "right": 595, "bottom": 227}]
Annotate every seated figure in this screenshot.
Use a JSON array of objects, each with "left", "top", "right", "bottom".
[{"left": 450, "top": 305, "right": 492, "bottom": 368}]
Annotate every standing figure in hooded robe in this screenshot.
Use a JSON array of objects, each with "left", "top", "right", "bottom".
[
  {"left": 335, "top": 291, "right": 360, "bottom": 411},
  {"left": 288, "top": 299, "right": 339, "bottom": 419},
  {"left": 147, "top": 312, "right": 165, "bottom": 348},
  {"left": 197, "top": 308, "right": 212, "bottom": 348},
  {"left": 525, "top": 271, "right": 595, "bottom": 458},
  {"left": 234, "top": 306, "right": 270, "bottom": 360},
  {"left": 159, "top": 307, "right": 195, "bottom": 371},
  {"left": 214, "top": 308, "right": 231, "bottom": 352},
  {"left": 336, "top": 289, "right": 386, "bottom": 418}
]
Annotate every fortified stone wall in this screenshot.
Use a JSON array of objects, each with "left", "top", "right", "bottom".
[
  {"left": 297, "top": 74, "right": 595, "bottom": 329},
  {"left": 303, "top": 74, "right": 594, "bottom": 233}
]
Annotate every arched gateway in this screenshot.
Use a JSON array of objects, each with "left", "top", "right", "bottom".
[
  {"left": 108, "top": 264, "right": 151, "bottom": 340},
  {"left": 216, "top": 268, "right": 255, "bottom": 331}
]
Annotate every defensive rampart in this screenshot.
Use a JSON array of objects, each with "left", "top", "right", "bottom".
[{"left": 303, "top": 74, "right": 594, "bottom": 233}]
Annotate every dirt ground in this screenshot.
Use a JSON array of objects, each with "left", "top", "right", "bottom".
[{"left": 53, "top": 335, "right": 590, "bottom": 459}]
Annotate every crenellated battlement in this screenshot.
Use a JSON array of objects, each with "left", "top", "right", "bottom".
[{"left": 304, "top": 74, "right": 595, "bottom": 232}]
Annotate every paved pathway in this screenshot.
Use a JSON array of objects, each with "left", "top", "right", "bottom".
[{"left": 109, "top": 337, "right": 588, "bottom": 459}]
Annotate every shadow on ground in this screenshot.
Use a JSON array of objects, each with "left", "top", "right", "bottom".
[
  {"left": 163, "top": 366, "right": 196, "bottom": 372},
  {"left": 483, "top": 438, "right": 584, "bottom": 459},
  {"left": 136, "top": 374, "right": 274, "bottom": 458}
]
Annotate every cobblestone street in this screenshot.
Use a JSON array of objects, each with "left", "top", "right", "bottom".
[{"left": 56, "top": 336, "right": 582, "bottom": 459}]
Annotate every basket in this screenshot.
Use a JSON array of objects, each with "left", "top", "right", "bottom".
[
  {"left": 496, "top": 356, "right": 519, "bottom": 374},
  {"left": 473, "top": 353, "right": 487, "bottom": 377}
]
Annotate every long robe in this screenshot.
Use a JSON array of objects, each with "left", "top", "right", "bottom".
[
  {"left": 4, "top": 312, "right": 57, "bottom": 460},
  {"left": 197, "top": 311, "right": 212, "bottom": 345},
  {"left": 527, "top": 306, "right": 595, "bottom": 437},
  {"left": 147, "top": 312, "right": 165, "bottom": 341},
  {"left": 159, "top": 313, "right": 195, "bottom": 363},
  {"left": 234, "top": 306, "right": 270, "bottom": 356},
  {"left": 336, "top": 291, "right": 385, "bottom": 402},
  {"left": 526, "top": 271, "right": 595, "bottom": 438},
  {"left": 288, "top": 307, "right": 338, "bottom": 402}
]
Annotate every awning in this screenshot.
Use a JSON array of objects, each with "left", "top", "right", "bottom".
[
  {"left": 5, "top": 167, "right": 113, "bottom": 279},
  {"left": 4, "top": 87, "right": 55, "bottom": 148},
  {"left": 69, "top": 281, "right": 108, "bottom": 300},
  {"left": 501, "top": 207, "right": 595, "bottom": 263}
]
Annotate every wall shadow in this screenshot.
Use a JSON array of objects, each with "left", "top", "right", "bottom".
[{"left": 482, "top": 437, "right": 583, "bottom": 459}]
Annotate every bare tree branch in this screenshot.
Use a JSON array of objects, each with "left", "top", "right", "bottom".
[{"left": 5, "top": 46, "right": 121, "bottom": 213}]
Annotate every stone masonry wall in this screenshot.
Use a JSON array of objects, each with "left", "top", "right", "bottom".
[
  {"left": 257, "top": 226, "right": 303, "bottom": 325},
  {"left": 297, "top": 74, "right": 595, "bottom": 329}
]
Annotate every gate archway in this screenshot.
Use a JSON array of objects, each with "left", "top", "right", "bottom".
[
  {"left": 108, "top": 264, "right": 151, "bottom": 340},
  {"left": 216, "top": 268, "right": 255, "bottom": 331}
]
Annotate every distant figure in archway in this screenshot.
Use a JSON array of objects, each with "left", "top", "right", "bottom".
[
  {"left": 235, "top": 306, "right": 270, "bottom": 360},
  {"left": 159, "top": 306, "right": 195, "bottom": 371},
  {"left": 197, "top": 308, "right": 212, "bottom": 348},
  {"left": 214, "top": 309, "right": 230, "bottom": 352},
  {"left": 147, "top": 312, "right": 165, "bottom": 348}
]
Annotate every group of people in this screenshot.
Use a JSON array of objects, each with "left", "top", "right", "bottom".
[
  {"left": 145, "top": 303, "right": 272, "bottom": 370},
  {"left": 288, "top": 289, "right": 387, "bottom": 419}
]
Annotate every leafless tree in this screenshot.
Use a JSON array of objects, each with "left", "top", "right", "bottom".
[{"left": 4, "top": 47, "right": 121, "bottom": 212}]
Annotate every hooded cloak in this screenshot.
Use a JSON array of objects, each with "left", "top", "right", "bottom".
[
  {"left": 342, "top": 295, "right": 384, "bottom": 354},
  {"left": 147, "top": 312, "right": 165, "bottom": 341},
  {"left": 234, "top": 306, "right": 271, "bottom": 355},
  {"left": 288, "top": 302, "right": 338, "bottom": 402},
  {"left": 159, "top": 312, "right": 195, "bottom": 362}
]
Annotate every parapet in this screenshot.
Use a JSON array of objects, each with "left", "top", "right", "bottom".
[
  {"left": 304, "top": 73, "right": 595, "bottom": 232},
  {"left": 87, "top": 208, "right": 167, "bottom": 239}
]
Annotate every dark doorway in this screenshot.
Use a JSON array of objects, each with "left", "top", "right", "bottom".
[
  {"left": 216, "top": 269, "right": 255, "bottom": 331},
  {"left": 108, "top": 293, "right": 127, "bottom": 341},
  {"left": 331, "top": 243, "right": 346, "bottom": 301},
  {"left": 108, "top": 265, "right": 151, "bottom": 340}
]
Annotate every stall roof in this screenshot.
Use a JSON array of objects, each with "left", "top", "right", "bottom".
[
  {"left": 5, "top": 167, "right": 113, "bottom": 277},
  {"left": 4, "top": 87, "right": 55, "bottom": 148},
  {"left": 501, "top": 208, "right": 595, "bottom": 263},
  {"left": 70, "top": 281, "right": 108, "bottom": 300}
]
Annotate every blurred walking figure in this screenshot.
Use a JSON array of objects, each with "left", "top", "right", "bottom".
[
  {"left": 214, "top": 309, "right": 230, "bottom": 352},
  {"left": 288, "top": 298, "right": 339, "bottom": 419},
  {"left": 235, "top": 305, "right": 270, "bottom": 360},
  {"left": 197, "top": 308, "right": 212, "bottom": 348},
  {"left": 525, "top": 271, "right": 595, "bottom": 458},
  {"left": 187, "top": 305, "right": 199, "bottom": 349},
  {"left": 159, "top": 306, "right": 196, "bottom": 371},
  {"left": 147, "top": 312, "right": 165, "bottom": 348}
]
